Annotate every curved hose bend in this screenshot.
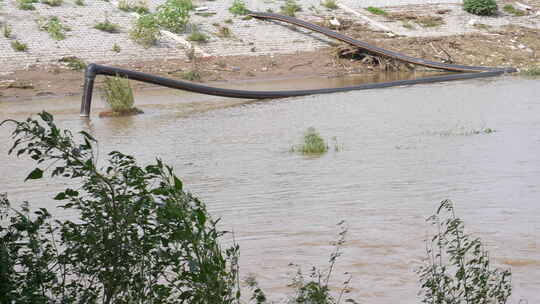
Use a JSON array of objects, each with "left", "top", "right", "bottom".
[{"left": 80, "top": 12, "right": 515, "bottom": 117}]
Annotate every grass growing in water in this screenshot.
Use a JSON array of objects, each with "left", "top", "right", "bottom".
[
  {"left": 94, "top": 19, "right": 120, "bottom": 33},
  {"left": 417, "top": 200, "right": 512, "bottom": 304},
  {"left": 228, "top": 0, "right": 248, "bottom": 15},
  {"left": 11, "top": 40, "right": 28, "bottom": 52},
  {"left": 280, "top": 0, "right": 302, "bottom": 16},
  {"left": 130, "top": 14, "right": 160, "bottom": 48},
  {"left": 365, "top": 6, "right": 387, "bottom": 15},
  {"left": 102, "top": 75, "right": 138, "bottom": 113},
  {"left": 521, "top": 67, "right": 540, "bottom": 76},
  {"left": 321, "top": 0, "right": 338, "bottom": 10},
  {"left": 292, "top": 127, "right": 329, "bottom": 154}
]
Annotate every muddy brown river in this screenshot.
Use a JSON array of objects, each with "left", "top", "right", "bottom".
[{"left": 1, "top": 75, "right": 539, "bottom": 303}]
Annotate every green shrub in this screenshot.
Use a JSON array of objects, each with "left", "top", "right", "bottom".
[
  {"left": 321, "top": 0, "right": 338, "bottom": 10},
  {"left": 463, "top": 0, "right": 498, "bottom": 16},
  {"left": 280, "top": 0, "right": 302, "bottom": 17},
  {"left": 41, "top": 0, "right": 63, "bottom": 6},
  {"left": 94, "top": 19, "right": 120, "bottom": 33},
  {"left": 42, "top": 17, "right": 67, "bottom": 41},
  {"left": 292, "top": 127, "right": 328, "bottom": 154},
  {"left": 11, "top": 40, "right": 28, "bottom": 52},
  {"left": 156, "top": 0, "right": 193, "bottom": 33},
  {"left": 130, "top": 14, "right": 161, "bottom": 48},
  {"left": 0, "top": 112, "right": 241, "bottom": 303},
  {"left": 102, "top": 75, "right": 136, "bottom": 112},
  {"left": 417, "top": 200, "right": 512, "bottom": 304},
  {"left": 228, "top": 0, "right": 248, "bottom": 15},
  {"left": 187, "top": 31, "right": 208, "bottom": 42},
  {"left": 17, "top": 0, "right": 38, "bottom": 10},
  {"left": 365, "top": 6, "right": 387, "bottom": 15}
]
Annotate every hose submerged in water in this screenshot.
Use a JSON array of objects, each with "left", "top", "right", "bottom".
[{"left": 80, "top": 12, "right": 515, "bottom": 117}]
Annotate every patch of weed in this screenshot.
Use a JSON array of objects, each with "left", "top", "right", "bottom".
[
  {"left": 11, "top": 40, "right": 28, "bottom": 52},
  {"left": 224, "top": 18, "right": 233, "bottom": 24},
  {"left": 280, "top": 0, "right": 302, "bottom": 17},
  {"left": 291, "top": 127, "right": 328, "bottom": 154},
  {"left": 229, "top": 0, "right": 248, "bottom": 15},
  {"left": 196, "top": 12, "right": 216, "bottom": 17},
  {"left": 94, "top": 19, "right": 120, "bottom": 33},
  {"left": 365, "top": 6, "right": 387, "bottom": 15},
  {"left": 129, "top": 13, "right": 160, "bottom": 47},
  {"left": 181, "top": 69, "right": 201, "bottom": 81},
  {"left": 520, "top": 67, "right": 540, "bottom": 76},
  {"left": 102, "top": 75, "right": 136, "bottom": 112},
  {"left": 75, "top": 0, "right": 84, "bottom": 6},
  {"left": 17, "top": 0, "right": 37, "bottom": 10},
  {"left": 118, "top": 0, "right": 149, "bottom": 14},
  {"left": 41, "top": 0, "right": 63, "bottom": 6},
  {"left": 41, "top": 17, "right": 68, "bottom": 41},
  {"left": 215, "top": 26, "right": 231, "bottom": 38},
  {"left": 416, "top": 15, "right": 444, "bottom": 27},
  {"left": 112, "top": 43, "right": 121, "bottom": 52},
  {"left": 503, "top": 4, "right": 526, "bottom": 16},
  {"left": 321, "top": 0, "right": 338, "bottom": 10},
  {"left": 7, "top": 80, "right": 34, "bottom": 89},
  {"left": 402, "top": 21, "right": 414, "bottom": 29},
  {"left": 59, "top": 56, "right": 86, "bottom": 70},
  {"left": 156, "top": 0, "right": 193, "bottom": 33},
  {"left": 187, "top": 31, "right": 208, "bottom": 42}
]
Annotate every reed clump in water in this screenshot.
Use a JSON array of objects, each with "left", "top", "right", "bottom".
[
  {"left": 292, "top": 127, "right": 329, "bottom": 154},
  {"left": 100, "top": 75, "right": 142, "bottom": 117}
]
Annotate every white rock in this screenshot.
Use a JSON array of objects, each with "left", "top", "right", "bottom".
[
  {"left": 468, "top": 19, "right": 477, "bottom": 26},
  {"left": 329, "top": 18, "right": 341, "bottom": 27},
  {"left": 195, "top": 6, "right": 208, "bottom": 11},
  {"left": 386, "top": 32, "right": 396, "bottom": 37},
  {"left": 518, "top": 44, "right": 526, "bottom": 49}
]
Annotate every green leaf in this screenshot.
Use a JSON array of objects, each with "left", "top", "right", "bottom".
[
  {"left": 173, "top": 175, "right": 183, "bottom": 191},
  {"left": 25, "top": 168, "right": 43, "bottom": 181},
  {"left": 40, "top": 111, "right": 53, "bottom": 122},
  {"left": 54, "top": 192, "right": 66, "bottom": 200}
]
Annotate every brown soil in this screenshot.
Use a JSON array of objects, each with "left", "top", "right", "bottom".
[{"left": 1, "top": 24, "right": 538, "bottom": 101}]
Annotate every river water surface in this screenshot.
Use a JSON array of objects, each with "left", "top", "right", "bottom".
[{"left": 1, "top": 75, "right": 539, "bottom": 303}]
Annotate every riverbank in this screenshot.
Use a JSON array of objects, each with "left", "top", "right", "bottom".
[{"left": 1, "top": 0, "right": 539, "bottom": 101}]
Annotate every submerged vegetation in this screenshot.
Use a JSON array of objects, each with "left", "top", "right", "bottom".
[
  {"left": 291, "top": 127, "right": 329, "bottom": 154},
  {"left": 101, "top": 75, "right": 141, "bottom": 115},
  {"left": 521, "top": 67, "right": 540, "bottom": 76},
  {"left": 0, "top": 113, "right": 514, "bottom": 303}
]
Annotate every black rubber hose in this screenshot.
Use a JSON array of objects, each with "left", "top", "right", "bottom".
[{"left": 80, "top": 12, "right": 515, "bottom": 117}]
